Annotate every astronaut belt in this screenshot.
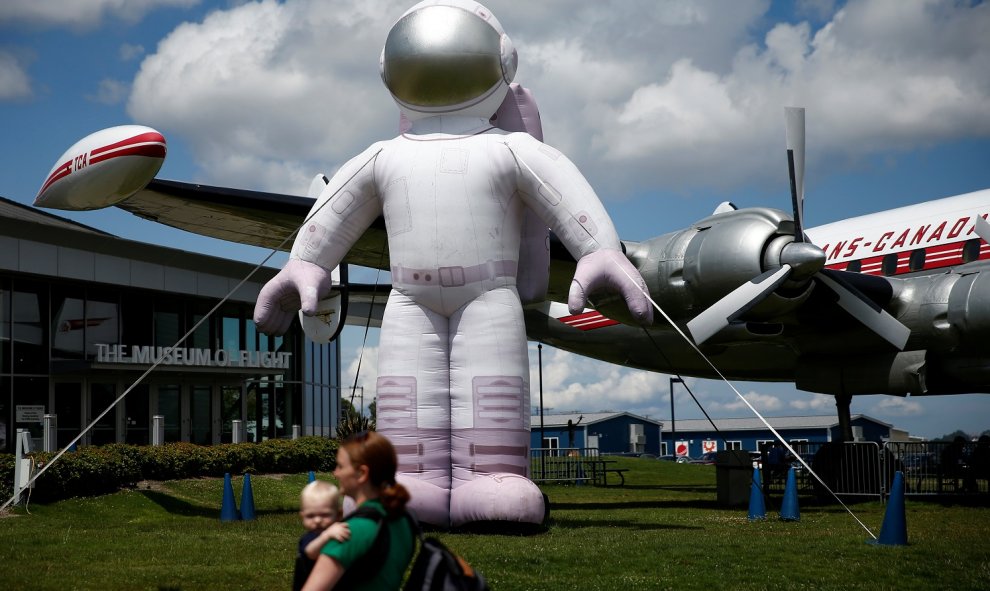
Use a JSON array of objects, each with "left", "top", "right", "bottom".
[{"left": 391, "top": 259, "right": 518, "bottom": 287}]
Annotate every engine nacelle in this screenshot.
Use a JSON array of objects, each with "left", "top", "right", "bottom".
[
  {"left": 35, "top": 125, "right": 166, "bottom": 211},
  {"left": 624, "top": 207, "right": 810, "bottom": 325},
  {"left": 947, "top": 269, "right": 990, "bottom": 347}
]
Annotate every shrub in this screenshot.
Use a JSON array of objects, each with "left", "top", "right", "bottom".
[{"left": 0, "top": 436, "right": 339, "bottom": 505}]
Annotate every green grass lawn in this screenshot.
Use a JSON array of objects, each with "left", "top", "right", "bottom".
[{"left": 1, "top": 457, "right": 988, "bottom": 590}]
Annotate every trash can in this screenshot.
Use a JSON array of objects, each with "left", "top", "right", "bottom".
[{"left": 716, "top": 450, "right": 752, "bottom": 506}]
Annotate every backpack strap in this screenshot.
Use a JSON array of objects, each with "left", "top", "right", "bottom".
[{"left": 334, "top": 504, "right": 389, "bottom": 590}]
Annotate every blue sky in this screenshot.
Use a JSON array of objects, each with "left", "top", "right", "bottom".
[{"left": 2, "top": 0, "right": 989, "bottom": 439}]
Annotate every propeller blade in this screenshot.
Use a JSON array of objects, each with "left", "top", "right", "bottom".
[
  {"left": 784, "top": 107, "right": 806, "bottom": 242},
  {"left": 973, "top": 215, "right": 990, "bottom": 244},
  {"left": 817, "top": 269, "right": 910, "bottom": 350},
  {"left": 687, "top": 265, "right": 793, "bottom": 345}
]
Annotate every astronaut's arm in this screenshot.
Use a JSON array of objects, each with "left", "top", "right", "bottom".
[
  {"left": 253, "top": 145, "right": 383, "bottom": 335},
  {"left": 506, "top": 136, "right": 620, "bottom": 259},
  {"left": 291, "top": 144, "right": 384, "bottom": 270},
  {"left": 507, "top": 136, "right": 653, "bottom": 325}
]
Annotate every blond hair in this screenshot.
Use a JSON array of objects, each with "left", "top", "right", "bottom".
[{"left": 300, "top": 480, "right": 342, "bottom": 517}]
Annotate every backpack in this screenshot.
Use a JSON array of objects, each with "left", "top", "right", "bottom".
[
  {"left": 403, "top": 516, "right": 489, "bottom": 591},
  {"left": 336, "top": 505, "right": 489, "bottom": 591}
]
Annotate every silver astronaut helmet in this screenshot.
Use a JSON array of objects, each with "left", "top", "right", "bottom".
[{"left": 380, "top": 0, "right": 517, "bottom": 121}]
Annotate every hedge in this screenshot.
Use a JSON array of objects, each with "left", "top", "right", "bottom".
[{"left": 0, "top": 436, "right": 338, "bottom": 505}]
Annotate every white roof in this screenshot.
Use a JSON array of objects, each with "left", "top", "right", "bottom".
[
  {"left": 530, "top": 411, "right": 663, "bottom": 429},
  {"left": 660, "top": 414, "right": 890, "bottom": 433}
]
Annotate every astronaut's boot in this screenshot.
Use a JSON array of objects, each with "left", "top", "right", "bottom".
[
  {"left": 449, "top": 376, "right": 546, "bottom": 526},
  {"left": 376, "top": 375, "right": 451, "bottom": 527}
]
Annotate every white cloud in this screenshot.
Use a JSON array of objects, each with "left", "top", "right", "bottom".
[
  {"left": 870, "top": 396, "right": 923, "bottom": 417},
  {"left": 0, "top": 51, "right": 31, "bottom": 100},
  {"left": 527, "top": 345, "right": 672, "bottom": 414},
  {"left": 715, "top": 390, "right": 785, "bottom": 413},
  {"left": 128, "top": 0, "right": 402, "bottom": 193},
  {"left": 124, "top": 0, "right": 990, "bottom": 199},
  {"left": 119, "top": 43, "right": 145, "bottom": 62},
  {"left": 0, "top": 0, "right": 199, "bottom": 30},
  {"left": 87, "top": 78, "right": 130, "bottom": 105},
  {"left": 788, "top": 393, "right": 837, "bottom": 412},
  {"left": 342, "top": 343, "right": 379, "bottom": 412}
]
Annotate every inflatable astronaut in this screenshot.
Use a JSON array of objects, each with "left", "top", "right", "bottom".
[{"left": 254, "top": 0, "right": 652, "bottom": 527}]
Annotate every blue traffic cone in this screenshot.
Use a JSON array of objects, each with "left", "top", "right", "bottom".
[
  {"left": 871, "top": 471, "right": 908, "bottom": 546},
  {"left": 240, "top": 473, "right": 256, "bottom": 521},
  {"left": 780, "top": 467, "right": 800, "bottom": 521},
  {"left": 748, "top": 468, "right": 766, "bottom": 520},
  {"left": 308, "top": 470, "right": 316, "bottom": 483},
  {"left": 220, "top": 473, "right": 239, "bottom": 522}
]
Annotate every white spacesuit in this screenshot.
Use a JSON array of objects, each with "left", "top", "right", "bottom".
[{"left": 254, "top": 0, "right": 652, "bottom": 527}]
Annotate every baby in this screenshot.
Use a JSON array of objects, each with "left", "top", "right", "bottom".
[{"left": 293, "top": 480, "right": 350, "bottom": 591}]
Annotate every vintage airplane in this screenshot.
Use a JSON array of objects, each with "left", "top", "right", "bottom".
[{"left": 33, "top": 109, "right": 990, "bottom": 440}]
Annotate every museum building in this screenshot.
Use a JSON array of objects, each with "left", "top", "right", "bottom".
[{"left": 0, "top": 196, "right": 341, "bottom": 452}]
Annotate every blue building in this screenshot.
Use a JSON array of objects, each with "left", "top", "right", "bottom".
[
  {"left": 661, "top": 414, "right": 895, "bottom": 458},
  {"left": 529, "top": 412, "right": 897, "bottom": 458},
  {"left": 530, "top": 412, "right": 664, "bottom": 455}
]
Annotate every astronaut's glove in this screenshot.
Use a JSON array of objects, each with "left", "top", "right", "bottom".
[
  {"left": 254, "top": 259, "right": 334, "bottom": 336},
  {"left": 568, "top": 248, "right": 654, "bottom": 326}
]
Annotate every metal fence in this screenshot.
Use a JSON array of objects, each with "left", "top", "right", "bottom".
[
  {"left": 759, "top": 439, "right": 990, "bottom": 501},
  {"left": 529, "top": 447, "right": 599, "bottom": 484}
]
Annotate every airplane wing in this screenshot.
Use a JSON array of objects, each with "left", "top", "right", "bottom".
[
  {"left": 123, "top": 179, "right": 391, "bottom": 269},
  {"left": 122, "top": 179, "right": 582, "bottom": 300}
]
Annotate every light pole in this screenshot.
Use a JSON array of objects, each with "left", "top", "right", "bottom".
[
  {"left": 538, "top": 344, "right": 545, "bottom": 478},
  {"left": 670, "top": 377, "right": 683, "bottom": 455}
]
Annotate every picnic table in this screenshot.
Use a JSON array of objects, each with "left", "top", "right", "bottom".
[{"left": 582, "top": 458, "right": 629, "bottom": 486}]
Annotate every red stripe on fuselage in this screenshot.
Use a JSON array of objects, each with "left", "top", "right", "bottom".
[
  {"left": 824, "top": 238, "right": 990, "bottom": 276},
  {"left": 38, "top": 160, "right": 72, "bottom": 196},
  {"left": 90, "top": 132, "right": 166, "bottom": 157},
  {"left": 559, "top": 311, "right": 620, "bottom": 331},
  {"left": 88, "top": 143, "right": 167, "bottom": 165}
]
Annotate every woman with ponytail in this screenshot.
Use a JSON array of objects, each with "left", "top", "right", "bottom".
[{"left": 303, "top": 431, "right": 414, "bottom": 590}]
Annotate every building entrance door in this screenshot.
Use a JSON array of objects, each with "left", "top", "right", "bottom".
[
  {"left": 89, "top": 382, "right": 117, "bottom": 445},
  {"left": 189, "top": 385, "right": 212, "bottom": 445},
  {"left": 157, "top": 384, "right": 181, "bottom": 443},
  {"left": 54, "top": 382, "right": 82, "bottom": 449}
]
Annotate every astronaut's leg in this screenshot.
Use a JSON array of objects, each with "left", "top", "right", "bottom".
[
  {"left": 448, "top": 287, "right": 546, "bottom": 526},
  {"left": 375, "top": 290, "right": 452, "bottom": 527}
]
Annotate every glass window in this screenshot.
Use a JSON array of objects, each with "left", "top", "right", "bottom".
[
  {"left": 221, "top": 386, "right": 242, "bottom": 443},
  {"left": 190, "top": 385, "right": 212, "bottom": 445},
  {"left": 89, "top": 382, "right": 116, "bottom": 446},
  {"left": 881, "top": 253, "right": 899, "bottom": 276},
  {"left": 908, "top": 249, "right": 925, "bottom": 272},
  {"left": 12, "top": 281, "right": 49, "bottom": 374},
  {"left": 54, "top": 382, "right": 82, "bottom": 449},
  {"left": 845, "top": 260, "right": 862, "bottom": 273},
  {"left": 222, "top": 315, "right": 240, "bottom": 352},
  {"left": 122, "top": 294, "right": 153, "bottom": 348},
  {"left": 246, "top": 318, "right": 259, "bottom": 352},
  {"left": 962, "top": 238, "right": 981, "bottom": 263},
  {"left": 13, "top": 376, "right": 49, "bottom": 440},
  {"left": 84, "top": 291, "right": 119, "bottom": 358},
  {"left": 51, "top": 287, "right": 85, "bottom": 360},
  {"left": 0, "top": 283, "right": 9, "bottom": 374},
  {"left": 125, "top": 384, "right": 149, "bottom": 445},
  {"left": 0, "top": 376, "right": 9, "bottom": 452},
  {"left": 157, "top": 385, "right": 181, "bottom": 442},
  {"left": 189, "top": 299, "right": 213, "bottom": 350},
  {"left": 154, "top": 300, "right": 181, "bottom": 348}
]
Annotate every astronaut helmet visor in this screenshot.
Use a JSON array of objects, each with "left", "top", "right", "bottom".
[{"left": 382, "top": 4, "right": 513, "bottom": 109}]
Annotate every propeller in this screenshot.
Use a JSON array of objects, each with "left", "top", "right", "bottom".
[{"left": 687, "top": 108, "right": 911, "bottom": 350}]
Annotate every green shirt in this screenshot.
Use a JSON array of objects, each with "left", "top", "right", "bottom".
[{"left": 321, "top": 499, "right": 414, "bottom": 590}]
